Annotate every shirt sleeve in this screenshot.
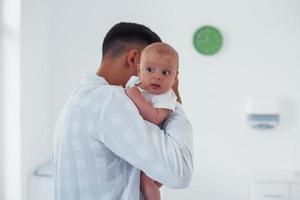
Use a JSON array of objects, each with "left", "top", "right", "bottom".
[{"left": 95, "top": 87, "right": 193, "bottom": 189}]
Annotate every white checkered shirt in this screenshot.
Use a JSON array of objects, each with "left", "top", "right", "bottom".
[{"left": 52, "top": 74, "right": 193, "bottom": 200}]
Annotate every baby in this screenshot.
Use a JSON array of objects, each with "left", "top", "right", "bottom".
[{"left": 125, "top": 42, "right": 179, "bottom": 200}]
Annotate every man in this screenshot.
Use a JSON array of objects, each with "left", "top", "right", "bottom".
[{"left": 53, "top": 22, "right": 193, "bottom": 200}]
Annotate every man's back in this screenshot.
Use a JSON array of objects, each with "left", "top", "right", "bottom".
[
  {"left": 53, "top": 74, "right": 193, "bottom": 200},
  {"left": 53, "top": 74, "right": 141, "bottom": 200}
]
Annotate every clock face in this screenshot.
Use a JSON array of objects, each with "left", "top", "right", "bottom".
[{"left": 193, "top": 26, "right": 223, "bottom": 55}]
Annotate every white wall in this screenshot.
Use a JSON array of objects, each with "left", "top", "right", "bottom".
[
  {"left": 4, "top": 0, "right": 300, "bottom": 199},
  {"left": 160, "top": 1, "right": 300, "bottom": 199},
  {"left": 1, "top": 0, "right": 55, "bottom": 199},
  {"left": 1, "top": 0, "right": 22, "bottom": 199},
  {"left": 0, "top": 1, "right": 4, "bottom": 198},
  {"left": 20, "top": 0, "right": 52, "bottom": 199},
  {"left": 0, "top": 0, "right": 3, "bottom": 197}
]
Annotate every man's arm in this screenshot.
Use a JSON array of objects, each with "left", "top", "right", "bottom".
[
  {"left": 126, "top": 86, "right": 170, "bottom": 125},
  {"left": 96, "top": 87, "right": 193, "bottom": 189}
]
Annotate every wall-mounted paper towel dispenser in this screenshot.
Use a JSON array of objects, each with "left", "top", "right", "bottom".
[{"left": 246, "top": 97, "right": 280, "bottom": 129}]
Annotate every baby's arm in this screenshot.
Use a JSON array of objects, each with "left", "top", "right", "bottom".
[
  {"left": 126, "top": 86, "right": 166, "bottom": 200},
  {"left": 140, "top": 172, "right": 161, "bottom": 200},
  {"left": 126, "top": 86, "right": 170, "bottom": 125}
]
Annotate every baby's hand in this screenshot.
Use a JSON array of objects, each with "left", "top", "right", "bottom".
[{"left": 126, "top": 86, "right": 141, "bottom": 100}]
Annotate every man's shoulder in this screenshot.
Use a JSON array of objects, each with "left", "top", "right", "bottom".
[
  {"left": 88, "top": 85, "right": 132, "bottom": 107},
  {"left": 67, "top": 84, "right": 127, "bottom": 111},
  {"left": 92, "top": 85, "right": 126, "bottom": 98}
]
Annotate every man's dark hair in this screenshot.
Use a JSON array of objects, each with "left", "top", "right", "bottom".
[{"left": 102, "top": 22, "right": 162, "bottom": 58}]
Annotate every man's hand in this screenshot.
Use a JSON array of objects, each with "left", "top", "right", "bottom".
[
  {"left": 172, "top": 76, "right": 179, "bottom": 92},
  {"left": 172, "top": 76, "right": 181, "bottom": 103}
]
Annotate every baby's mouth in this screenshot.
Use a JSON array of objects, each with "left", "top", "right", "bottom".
[{"left": 150, "top": 83, "right": 161, "bottom": 89}]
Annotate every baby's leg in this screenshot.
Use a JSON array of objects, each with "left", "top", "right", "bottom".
[{"left": 140, "top": 172, "right": 161, "bottom": 200}]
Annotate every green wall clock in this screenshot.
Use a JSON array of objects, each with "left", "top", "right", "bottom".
[{"left": 193, "top": 26, "right": 223, "bottom": 55}]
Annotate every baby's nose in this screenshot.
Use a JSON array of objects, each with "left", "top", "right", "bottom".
[{"left": 153, "top": 73, "right": 163, "bottom": 80}]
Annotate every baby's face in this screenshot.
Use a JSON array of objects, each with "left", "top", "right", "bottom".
[{"left": 138, "top": 52, "right": 178, "bottom": 95}]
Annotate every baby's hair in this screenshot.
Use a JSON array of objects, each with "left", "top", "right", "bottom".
[
  {"left": 141, "top": 42, "right": 178, "bottom": 61},
  {"left": 142, "top": 42, "right": 178, "bottom": 57}
]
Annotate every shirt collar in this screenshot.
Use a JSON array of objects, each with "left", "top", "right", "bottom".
[{"left": 80, "top": 73, "right": 109, "bottom": 85}]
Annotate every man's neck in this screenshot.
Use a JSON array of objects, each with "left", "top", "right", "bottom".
[
  {"left": 96, "top": 66, "right": 111, "bottom": 85},
  {"left": 96, "top": 59, "right": 125, "bottom": 86}
]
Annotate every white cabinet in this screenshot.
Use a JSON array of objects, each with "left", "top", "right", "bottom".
[
  {"left": 291, "top": 184, "right": 300, "bottom": 200},
  {"left": 249, "top": 170, "right": 300, "bottom": 200},
  {"left": 253, "top": 183, "right": 289, "bottom": 200}
]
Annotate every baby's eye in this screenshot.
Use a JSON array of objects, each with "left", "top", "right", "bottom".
[
  {"left": 162, "top": 70, "right": 170, "bottom": 76},
  {"left": 146, "top": 67, "right": 155, "bottom": 73}
]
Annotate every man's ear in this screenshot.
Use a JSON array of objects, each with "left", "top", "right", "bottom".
[{"left": 126, "top": 49, "right": 139, "bottom": 67}]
